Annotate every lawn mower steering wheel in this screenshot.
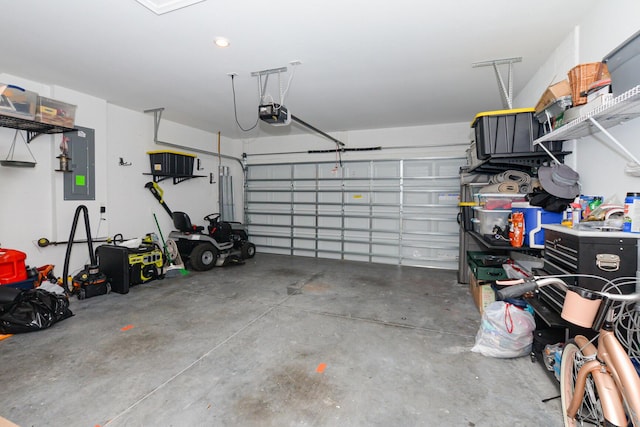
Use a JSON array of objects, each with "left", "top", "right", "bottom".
[{"left": 204, "top": 213, "right": 220, "bottom": 224}]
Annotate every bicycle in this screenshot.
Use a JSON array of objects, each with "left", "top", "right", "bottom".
[{"left": 497, "top": 275, "right": 640, "bottom": 427}]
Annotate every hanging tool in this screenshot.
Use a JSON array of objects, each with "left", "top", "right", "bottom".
[
  {"left": 37, "top": 234, "right": 124, "bottom": 248},
  {"left": 145, "top": 181, "right": 173, "bottom": 217}
]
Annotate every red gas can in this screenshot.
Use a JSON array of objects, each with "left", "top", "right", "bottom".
[{"left": 0, "top": 249, "right": 27, "bottom": 285}]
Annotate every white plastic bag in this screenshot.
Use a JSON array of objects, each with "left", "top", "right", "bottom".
[{"left": 471, "top": 301, "right": 536, "bottom": 358}]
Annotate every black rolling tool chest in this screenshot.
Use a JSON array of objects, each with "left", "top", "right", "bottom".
[{"left": 539, "top": 224, "right": 640, "bottom": 313}]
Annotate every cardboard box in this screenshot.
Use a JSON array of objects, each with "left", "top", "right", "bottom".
[
  {"left": 469, "top": 267, "right": 496, "bottom": 314},
  {"left": 35, "top": 96, "right": 76, "bottom": 128},
  {"left": 535, "top": 80, "right": 571, "bottom": 114}
]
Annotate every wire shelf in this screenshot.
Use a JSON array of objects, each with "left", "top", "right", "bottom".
[{"left": 535, "top": 85, "right": 640, "bottom": 143}]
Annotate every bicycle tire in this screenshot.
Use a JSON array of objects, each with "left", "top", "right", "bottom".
[{"left": 560, "top": 340, "right": 604, "bottom": 426}]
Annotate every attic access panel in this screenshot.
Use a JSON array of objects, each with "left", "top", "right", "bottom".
[{"left": 135, "top": 0, "right": 206, "bottom": 14}]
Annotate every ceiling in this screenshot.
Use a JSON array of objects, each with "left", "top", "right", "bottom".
[{"left": 1, "top": 0, "right": 599, "bottom": 141}]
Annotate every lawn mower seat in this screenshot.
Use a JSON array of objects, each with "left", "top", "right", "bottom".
[
  {"left": 210, "top": 221, "right": 233, "bottom": 243},
  {"left": 172, "top": 211, "right": 204, "bottom": 233}
]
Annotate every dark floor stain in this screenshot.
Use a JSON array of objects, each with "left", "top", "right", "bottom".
[
  {"left": 287, "top": 272, "right": 326, "bottom": 295},
  {"left": 287, "top": 284, "right": 302, "bottom": 295},
  {"left": 234, "top": 365, "right": 336, "bottom": 424},
  {"left": 98, "top": 331, "right": 167, "bottom": 360}
]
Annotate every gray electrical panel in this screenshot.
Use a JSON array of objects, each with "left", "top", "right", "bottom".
[{"left": 64, "top": 126, "right": 95, "bottom": 201}]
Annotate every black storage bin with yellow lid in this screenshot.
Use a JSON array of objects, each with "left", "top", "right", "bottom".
[
  {"left": 147, "top": 150, "right": 196, "bottom": 176},
  {"left": 472, "top": 108, "right": 563, "bottom": 160}
]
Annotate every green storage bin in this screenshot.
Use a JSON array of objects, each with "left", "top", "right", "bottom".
[{"left": 467, "top": 251, "right": 509, "bottom": 281}]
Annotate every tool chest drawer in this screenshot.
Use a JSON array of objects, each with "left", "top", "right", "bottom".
[{"left": 543, "top": 227, "right": 638, "bottom": 292}]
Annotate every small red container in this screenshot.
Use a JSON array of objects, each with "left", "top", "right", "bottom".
[{"left": 0, "top": 249, "right": 27, "bottom": 285}]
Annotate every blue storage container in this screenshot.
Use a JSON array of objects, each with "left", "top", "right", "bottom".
[{"left": 512, "top": 202, "right": 564, "bottom": 248}]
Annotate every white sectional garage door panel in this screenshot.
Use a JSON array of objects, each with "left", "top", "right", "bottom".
[{"left": 245, "top": 158, "right": 463, "bottom": 269}]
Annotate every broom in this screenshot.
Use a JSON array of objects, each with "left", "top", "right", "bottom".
[{"left": 153, "top": 213, "right": 188, "bottom": 277}]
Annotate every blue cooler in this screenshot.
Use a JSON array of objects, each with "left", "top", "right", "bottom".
[{"left": 512, "top": 202, "right": 564, "bottom": 248}]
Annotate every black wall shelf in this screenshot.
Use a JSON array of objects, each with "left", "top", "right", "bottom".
[
  {"left": 142, "top": 172, "right": 206, "bottom": 185},
  {"left": 462, "top": 151, "right": 571, "bottom": 174},
  {"left": 468, "top": 230, "right": 543, "bottom": 252},
  {"left": 0, "top": 113, "right": 74, "bottom": 142}
]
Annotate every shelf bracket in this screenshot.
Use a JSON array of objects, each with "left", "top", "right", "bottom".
[
  {"left": 588, "top": 117, "right": 640, "bottom": 166},
  {"left": 26, "top": 130, "right": 40, "bottom": 143},
  {"left": 535, "top": 142, "right": 562, "bottom": 165}
]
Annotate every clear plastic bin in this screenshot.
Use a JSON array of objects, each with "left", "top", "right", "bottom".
[
  {"left": 472, "top": 207, "right": 511, "bottom": 235},
  {"left": 475, "top": 193, "right": 526, "bottom": 210}
]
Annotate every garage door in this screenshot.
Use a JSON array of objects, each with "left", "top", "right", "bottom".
[{"left": 245, "top": 157, "right": 464, "bottom": 269}]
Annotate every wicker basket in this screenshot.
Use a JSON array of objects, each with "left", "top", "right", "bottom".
[{"left": 568, "top": 62, "right": 610, "bottom": 106}]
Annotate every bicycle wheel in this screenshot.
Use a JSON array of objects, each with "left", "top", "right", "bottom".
[{"left": 560, "top": 340, "right": 603, "bottom": 426}]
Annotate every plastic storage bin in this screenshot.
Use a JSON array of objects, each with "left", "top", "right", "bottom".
[
  {"left": 467, "top": 251, "right": 509, "bottom": 281},
  {"left": 512, "top": 202, "right": 564, "bottom": 248},
  {"left": 36, "top": 96, "right": 76, "bottom": 128},
  {"left": 0, "top": 249, "right": 27, "bottom": 285},
  {"left": 472, "top": 108, "right": 563, "bottom": 160},
  {"left": 603, "top": 29, "right": 640, "bottom": 97},
  {"left": 475, "top": 193, "right": 526, "bottom": 210},
  {"left": 0, "top": 84, "right": 37, "bottom": 120},
  {"left": 147, "top": 150, "right": 196, "bottom": 176},
  {"left": 472, "top": 206, "right": 511, "bottom": 235}
]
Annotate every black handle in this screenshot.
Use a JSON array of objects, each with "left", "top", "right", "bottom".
[{"left": 496, "top": 281, "right": 539, "bottom": 300}]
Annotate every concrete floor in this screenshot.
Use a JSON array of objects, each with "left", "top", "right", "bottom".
[{"left": 0, "top": 254, "right": 562, "bottom": 427}]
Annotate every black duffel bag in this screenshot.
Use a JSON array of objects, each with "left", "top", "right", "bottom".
[{"left": 0, "top": 288, "right": 73, "bottom": 334}]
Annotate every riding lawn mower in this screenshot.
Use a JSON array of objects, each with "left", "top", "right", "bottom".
[{"left": 145, "top": 182, "right": 255, "bottom": 271}]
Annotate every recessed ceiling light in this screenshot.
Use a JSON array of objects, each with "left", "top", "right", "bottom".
[
  {"left": 214, "top": 38, "right": 230, "bottom": 48},
  {"left": 135, "top": 0, "right": 206, "bottom": 15}
]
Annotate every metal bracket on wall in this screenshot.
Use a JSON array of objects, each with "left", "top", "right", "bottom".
[
  {"left": 472, "top": 57, "right": 522, "bottom": 110},
  {"left": 143, "top": 107, "right": 244, "bottom": 170}
]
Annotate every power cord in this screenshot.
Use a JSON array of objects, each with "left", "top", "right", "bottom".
[
  {"left": 230, "top": 74, "right": 259, "bottom": 132},
  {"left": 280, "top": 61, "right": 299, "bottom": 105}
]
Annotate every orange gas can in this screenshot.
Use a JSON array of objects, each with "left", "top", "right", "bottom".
[{"left": 0, "top": 249, "right": 27, "bottom": 285}]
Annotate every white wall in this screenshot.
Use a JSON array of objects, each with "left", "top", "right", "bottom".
[
  {"left": 515, "top": 0, "right": 640, "bottom": 203},
  {"left": 0, "top": 74, "right": 241, "bottom": 278},
  {"left": 243, "top": 121, "right": 472, "bottom": 164}
]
